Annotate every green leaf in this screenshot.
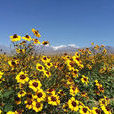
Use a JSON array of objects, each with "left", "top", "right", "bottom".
[
  {"left": 4, "top": 104, "right": 13, "bottom": 112},
  {"left": 3, "top": 90, "right": 14, "bottom": 98}
]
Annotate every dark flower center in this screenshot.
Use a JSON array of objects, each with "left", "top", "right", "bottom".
[
  {"left": 13, "top": 34, "right": 18, "bottom": 38},
  {"left": 20, "top": 75, "right": 26, "bottom": 79},
  {"left": 83, "top": 108, "right": 87, "bottom": 113},
  {"left": 102, "top": 100, "right": 105, "bottom": 104},
  {"left": 15, "top": 97, "right": 20, "bottom": 101},
  {"left": 38, "top": 66, "right": 42, "bottom": 70},
  {"left": 36, "top": 103, "right": 41, "bottom": 108},
  {"left": 74, "top": 71, "right": 77, "bottom": 74},
  {"left": 35, "top": 31, "right": 38, "bottom": 34},
  {"left": 84, "top": 78, "right": 87, "bottom": 81},
  {"left": 12, "top": 61, "right": 16, "bottom": 65},
  {"left": 25, "top": 35, "right": 29, "bottom": 38},
  {"left": 51, "top": 96, "right": 56, "bottom": 101},
  {"left": 28, "top": 100, "right": 32, "bottom": 105},
  {"left": 95, "top": 109, "right": 100, "bottom": 114},
  {"left": 49, "top": 89, "right": 53, "bottom": 92},
  {"left": 72, "top": 101, "right": 77, "bottom": 107},
  {"left": 27, "top": 94, "right": 32, "bottom": 98},
  {"left": 76, "top": 58, "right": 80, "bottom": 61},
  {"left": 20, "top": 91, "right": 24, "bottom": 94},
  {"left": 46, "top": 72, "right": 49, "bottom": 75},
  {"left": 43, "top": 57, "right": 47, "bottom": 60},
  {"left": 60, "top": 91, "right": 64, "bottom": 94},
  {"left": 106, "top": 106, "right": 110, "bottom": 111},
  {"left": 47, "top": 63, "right": 51, "bottom": 66},
  {"left": 70, "top": 63, "right": 74, "bottom": 67},
  {"left": 33, "top": 82, "right": 38, "bottom": 87},
  {"left": 37, "top": 92, "right": 43, "bottom": 98}
]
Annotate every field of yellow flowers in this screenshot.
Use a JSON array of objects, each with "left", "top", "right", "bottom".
[{"left": 0, "top": 29, "right": 114, "bottom": 114}]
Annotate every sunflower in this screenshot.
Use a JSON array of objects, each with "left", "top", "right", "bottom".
[
  {"left": 79, "top": 106, "right": 91, "bottom": 114},
  {"left": 62, "top": 103, "right": 69, "bottom": 112},
  {"left": 32, "top": 38, "right": 40, "bottom": 44},
  {"left": 48, "top": 94, "right": 60, "bottom": 106},
  {"left": 32, "top": 28, "right": 41, "bottom": 38},
  {"left": 0, "top": 71, "right": 4, "bottom": 79},
  {"left": 26, "top": 93, "right": 33, "bottom": 100},
  {"left": 32, "top": 101, "right": 43, "bottom": 112},
  {"left": 36, "top": 63, "right": 45, "bottom": 72},
  {"left": 71, "top": 69, "right": 79, "bottom": 78},
  {"left": 70, "top": 85, "right": 79, "bottom": 96},
  {"left": 18, "top": 90, "right": 26, "bottom": 98},
  {"left": 8, "top": 60, "right": 18, "bottom": 67},
  {"left": 16, "top": 71, "right": 29, "bottom": 84},
  {"left": 15, "top": 96, "right": 21, "bottom": 105},
  {"left": 101, "top": 105, "right": 111, "bottom": 114},
  {"left": 45, "top": 62, "right": 53, "bottom": 69},
  {"left": 81, "top": 75, "right": 89, "bottom": 85},
  {"left": 91, "top": 107, "right": 101, "bottom": 114},
  {"left": 81, "top": 91, "right": 88, "bottom": 98},
  {"left": 43, "top": 70, "right": 51, "bottom": 78},
  {"left": 67, "top": 97, "right": 79, "bottom": 112},
  {"left": 99, "top": 98, "right": 108, "bottom": 106},
  {"left": 22, "top": 35, "right": 32, "bottom": 41},
  {"left": 98, "top": 86, "right": 104, "bottom": 93},
  {"left": 58, "top": 89, "right": 65, "bottom": 96},
  {"left": 46, "top": 88, "right": 56, "bottom": 95},
  {"left": 33, "top": 89, "right": 46, "bottom": 102},
  {"left": 41, "top": 56, "right": 50, "bottom": 63},
  {"left": 42, "top": 41, "right": 49, "bottom": 45},
  {"left": 16, "top": 49, "right": 25, "bottom": 54},
  {"left": 72, "top": 56, "right": 80, "bottom": 65},
  {"left": 10, "top": 34, "right": 21, "bottom": 42},
  {"left": 19, "top": 41, "right": 26, "bottom": 45},
  {"left": 24, "top": 99, "right": 33, "bottom": 109},
  {"left": 15, "top": 109, "right": 24, "bottom": 114},
  {"left": 29, "top": 79, "right": 42, "bottom": 92}
]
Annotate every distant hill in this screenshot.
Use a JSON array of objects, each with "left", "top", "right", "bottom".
[{"left": 0, "top": 44, "right": 114, "bottom": 55}]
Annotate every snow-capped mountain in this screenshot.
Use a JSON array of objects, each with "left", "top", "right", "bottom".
[{"left": 0, "top": 44, "right": 114, "bottom": 55}]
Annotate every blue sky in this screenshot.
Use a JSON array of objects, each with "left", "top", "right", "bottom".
[{"left": 0, "top": 0, "right": 114, "bottom": 47}]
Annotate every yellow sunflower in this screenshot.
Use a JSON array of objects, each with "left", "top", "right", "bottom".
[
  {"left": 43, "top": 70, "right": 51, "bottom": 78},
  {"left": 46, "top": 88, "right": 56, "bottom": 95},
  {"left": 32, "top": 28, "right": 41, "bottom": 38},
  {"left": 48, "top": 94, "right": 60, "bottom": 106},
  {"left": 71, "top": 69, "right": 79, "bottom": 78},
  {"left": 32, "top": 101, "right": 43, "bottom": 112},
  {"left": 16, "top": 71, "right": 29, "bottom": 84},
  {"left": 29, "top": 79, "right": 42, "bottom": 92},
  {"left": 24, "top": 99, "right": 33, "bottom": 110},
  {"left": 17, "top": 90, "right": 26, "bottom": 98},
  {"left": 16, "top": 49, "right": 25, "bottom": 54},
  {"left": 81, "top": 75, "right": 89, "bottom": 85},
  {"left": 15, "top": 96, "right": 21, "bottom": 105},
  {"left": 22, "top": 35, "right": 32, "bottom": 41},
  {"left": 10, "top": 34, "right": 21, "bottom": 42},
  {"left": 70, "top": 85, "right": 79, "bottom": 96},
  {"left": 32, "top": 38, "right": 40, "bottom": 44},
  {"left": 101, "top": 105, "right": 111, "bottom": 114},
  {"left": 67, "top": 97, "right": 79, "bottom": 112},
  {"left": 41, "top": 56, "right": 50, "bottom": 63},
  {"left": 42, "top": 41, "right": 49, "bottom": 45},
  {"left": 91, "top": 107, "right": 101, "bottom": 114},
  {"left": 79, "top": 106, "right": 91, "bottom": 114},
  {"left": 36, "top": 63, "right": 45, "bottom": 72},
  {"left": 33, "top": 89, "right": 46, "bottom": 102}
]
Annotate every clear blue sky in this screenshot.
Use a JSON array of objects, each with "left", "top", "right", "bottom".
[{"left": 0, "top": 0, "right": 114, "bottom": 47}]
